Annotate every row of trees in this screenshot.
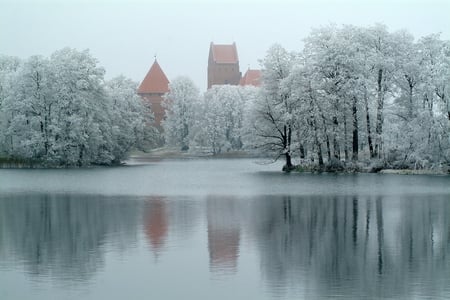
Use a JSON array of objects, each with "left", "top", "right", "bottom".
[
  {"left": 1, "top": 24, "right": 448, "bottom": 170},
  {"left": 162, "top": 24, "right": 450, "bottom": 171},
  {"left": 0, "top": 48, "right": 156, "bottom": 166},
  {"left": 162, "top": 78, "right": 258, "bottom": 154},
  {"left": 252, "top": 24, "right": 450, "bottom": 171}
]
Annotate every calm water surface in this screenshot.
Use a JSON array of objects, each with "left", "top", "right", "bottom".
[{"left": 1, "top": 158, "right": 450, "bottom": 299}]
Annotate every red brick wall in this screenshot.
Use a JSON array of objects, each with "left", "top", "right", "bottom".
[
  {"left": 208, "top": 62, "right": 241, "bottom": 89},
  {"left": 139, "top": 93, "right": 165, "bottom": 129}
]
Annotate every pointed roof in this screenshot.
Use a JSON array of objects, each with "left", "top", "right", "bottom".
[
  {"left": 137, "top": 59, "right": 169, "bottom": 94},
  {"left": 210, "top": 42, "right": 239, "bottom": 64},
  {"left": 239, "top": 69, "right": 262, "bottom": 87}
]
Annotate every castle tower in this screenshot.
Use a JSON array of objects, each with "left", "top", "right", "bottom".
[
  {"left": 137, "top": 59, "right": 170, "bottom": 128},
  {"left": 207, "top": 42, "right": 241, "bottom": 89}
]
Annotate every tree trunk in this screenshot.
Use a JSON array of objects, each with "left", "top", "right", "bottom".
[
  {"left": 296, "top": 127, "right": 306, "bottom": 159},
  {"left": 313, "top": 118, "right": 324, "bottom": 167},
  {"left": 344, "top": 112, "right": 349, "bottom": 161},
  {"left": 283, "top": 152, "right": 293, "bottom": 172},
  {"left": 299, "top": 144, "right": 306, "bottom": 159},
  {"left": 320, "top": 114, "right": 331, "bottom": 162},
  {"left": 78, "top": 144, "right": 85, "bottom": 167},
  {"left": 364, "top": 87, "right": 374, "bottom": 158},
  {"left": 282, "top": 124, "right": 294, "bottom": 172},
  {"left": 374, "top": 68, "right": 384, "bottom": 158},
  {"left": 317, "top": 143, "right": 324, "bottom": 167},
  {"left": 332, "top": 116, "right": 340, "bottom": 160},
  {"left": 325, "top": 134, "right": 331, "bottom": 162},
  {"left": 352, "top": 96, "right": 359, "bottom": 161},
  {"left": 408, "top": 81, "right": 414, "bottom": 120}
]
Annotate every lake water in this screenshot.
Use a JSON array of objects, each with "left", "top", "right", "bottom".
[{"left": 1, "top": 158, "right": 450, "bottom": 299}]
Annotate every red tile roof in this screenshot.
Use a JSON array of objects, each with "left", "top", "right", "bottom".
[
  {"left": 137, "top": 60, "right": 169, "bottom": 94},
  {"left": 239, "top": 69, "right": 261, "bottom": 87},
  {"left": 210, "top": 42, "right": 239, "bottom": 64}
]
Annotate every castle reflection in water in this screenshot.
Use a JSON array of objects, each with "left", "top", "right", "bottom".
[{"left": 0, "top": 194, "right": 449, "bottom": 298}]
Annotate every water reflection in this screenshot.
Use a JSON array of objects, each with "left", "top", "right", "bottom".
[
  {"left": 250, "top": 195, "right": 450, "bottom": 298},
  {"left": 0, "top": 194, "right": 141, "bottom": 283},
  {"left": 0, "top": 193, "right": 449, "bottom": 299},
  {"left": 144, "top": 197, "right": 168, "bottom": 255},
  {"left": 207, "top": 197, "right": 241, "bottom": 274}
]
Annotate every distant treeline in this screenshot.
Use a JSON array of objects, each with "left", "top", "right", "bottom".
[
  {"left": 1, "top": 24, "right": 449, "bottom": 171},
  {"left": 162, "top": 24, "right": 450, "bottom": 172}
]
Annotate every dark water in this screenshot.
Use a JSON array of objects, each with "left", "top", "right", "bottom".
[{"left": 0, "top": 159, "right": 449, "bottom": 299}]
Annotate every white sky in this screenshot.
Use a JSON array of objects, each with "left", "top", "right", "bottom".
[{"left": 1, "top": 0, "right": 449, "bottom": 91}]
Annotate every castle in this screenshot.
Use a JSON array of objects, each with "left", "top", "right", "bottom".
[
  {"left": 137, "top": 42, "right": 261, "bottom": 127},
  {"left": 137, "top": 59, "right": 169, "bottom": 128}
]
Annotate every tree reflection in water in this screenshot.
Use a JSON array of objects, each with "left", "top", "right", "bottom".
[
  {"left": 249, "top": 195, "right": 450, "bottom": 298},
  {"left": 0, "top": 193, "right": 449, "bottom": 298},
  {"left": 0, "top": 194, "right": 142, "bottom": 283}
]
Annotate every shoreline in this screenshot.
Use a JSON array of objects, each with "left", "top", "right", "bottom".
[
  {"left": 128, "top": 148, "right": 259, "bottom": 160},
  {"left": 379, "top": 168, "right": 448, "bottom": 175},
  {"left": 1, "top": 150, "right": 449, "bottom": 175}
]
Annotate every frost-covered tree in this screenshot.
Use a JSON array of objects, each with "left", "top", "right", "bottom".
[
  {"left": 193, "top": 85, "right": 247, "bottom": 154},
  {"left": 105, "top": 76, "right": 159, "bottom": 160},
  {"left": 414, "top": 34, "right": 450, "bottom": 166},
  {"left": 301, "top": 25, "right": 364, "bottom": 164},
  {"left": 162, "top": 76, "right": 200, "bottom": 151},
  {"left": 360, "top": 24, "right": 399, "bottom": 158},
  {"left": 282, "top": 62, "right": 326, "bottom": 167},
  {"left": 48, "top": 48, "right": 109, "bottom": 165},
  {"left": 3, "top": 55, "right": 57, "bottom": 161},
  {"left": 247, "top": 44, "right": 297, "bottom": 171},
  {"left": 0, "top": 55, "right": 22, "bottom": 154},
  {"left": 246, "top": 24, "right": 450, "bottom": 171},
  {"left": 383, "top": 31, "right": 423, "bottom": 166},
  {"left": 0, "top": 48, "right": 156, "bottom": 166}
]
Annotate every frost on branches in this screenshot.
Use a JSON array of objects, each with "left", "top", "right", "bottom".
[
  {"left": 0, "top": 48, "right": 157, "bottom": 167},
  {"left": 245, "top": 25, "right": 450, "bottom": 172},
  {"left": 162, "top": 79, "right": 254, "bottom": 155},
  {"left": 162, "top": 76, "right": 200, "bottom": 151}
]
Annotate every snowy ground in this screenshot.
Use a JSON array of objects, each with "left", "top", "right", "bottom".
[
  {"left": 127, "top": 147, "right": 259, "bottom": 161},
  {"left": 379, "top": 168, "right": 448, "bottom": 175}
]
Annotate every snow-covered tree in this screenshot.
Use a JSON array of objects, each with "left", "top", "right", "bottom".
[
  {"left": 193, "top": 85, "right": 247, "bottom": 154},
  {"left": 162, "top": 76, "right": 200, "bottom": 151},
  {"left": 0, "top": 48, "right": 157, "bottom": 166},
  {"left": 0, "top": 55, "right": 22, "bottom": 154},
  {"left": 246, "top": 44, "right": 297, "bottom": 171},
  {"left": 246, "top": 24, "right": 450, "bottom": 171},
  {"left": 414, "top": 34, "right": 450, "bottom": 166},
  {"left": 105, "top": 76, "right": 158, "bottom": 160}
]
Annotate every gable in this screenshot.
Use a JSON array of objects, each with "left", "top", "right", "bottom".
[{"left": 137, "top": 60, "right": 170, "bottom": 94}]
